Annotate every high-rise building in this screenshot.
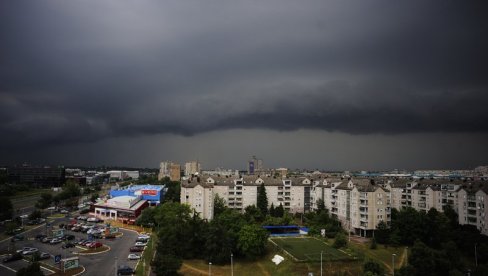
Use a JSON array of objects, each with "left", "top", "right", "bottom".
[
  {"left": 185, "top": 161, "right": 201, "bottom": 176},
  {"left": 247, "top": 155, "right": 263, "bottom": 175},
  {"left": 8, "top": 165, "right": 65, "bottom": 187},
  {"left": 170, "top": 163, "right": 181, "bottom": 181},
  {"left": 159, "top": 161, "right": 181, "bottom": 181}
]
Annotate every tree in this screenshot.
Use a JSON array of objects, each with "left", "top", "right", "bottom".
[
  {"left": 90, "top": 193, "right": 99, "bottom": 203},
  {"left": 151, "top": 253, "right": 182, "bottom": 276},
  {"left": 28, "top": 209, "right": 42, "bottom": 221},
  {"left": 316, "top": 198, "right": 325, "bottom": 211},
  {"left": 363, "top": 260, "right": 384, "bottom": 276},
  {"left": 0, "top": 196, "right": 13, "bottom": 221},
  {"left": 333, "top": 232, "right": 347, "bottom": 248},
  {"left": 136, "top": 207, "right": 156, "bottom": 227},
  {"left": 237, "top": 224, "right": 269, "bottom": 259},
  {"left": 269, "top": 203, "right": 276, "bottom": 217},
  {"left": 35, "top": 193, "right": 53, "bottom": 209},
  {"left": 244, "top": 205, "right": 262, "bottom": 223},
  {"left": 16, "top": 261, "right": 44, "bottom": 276},
  {"left": 256, "top": 183, "right": 268, "bottom": 216},
  {"left": 162, "top": 181, "right": 181, "bottom": 203},
  {"left": 275, "top": 203, "right": 284, "bottom": 218},
  {"left": 370, "top": 237, "right": 377, "bottom": 249},
  {"left": 375, "top": 220, "right": 390, "bottom": 244},
  {"left": 213, "top": 194, "right": 227, "bottom": 218}
]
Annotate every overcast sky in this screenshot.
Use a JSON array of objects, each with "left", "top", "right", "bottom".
[{"left": 1, "top": 1, "right": 487, "bottom": 170}]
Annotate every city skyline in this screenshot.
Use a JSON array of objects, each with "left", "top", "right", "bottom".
[{"left": 1, "top": 1, "right": 488, "bottom": 169}]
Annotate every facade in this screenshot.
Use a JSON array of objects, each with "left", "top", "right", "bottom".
[
  {"left": 185, "top": 161, "right": 201, "bottom": 176},
  {"left": 106, "top": 170, "right": 140, "bottom": 180},
  {"left": 247, "top": 156, "right": 263, "bottom": 175},
  {"left": 93, "top": 195, "right": 149, "bottom": 224},
  {"left": 182, "top": 175, "right": 488, "bottom": 237},
  {"left": 8, "top": 165, "right": 65, "bottom": 187},
  {"left": 110, "top": 184, "right": 165, "bottom": 205},
  {"left": 158, "top": 161, "right": 181, "bottom": 181}
]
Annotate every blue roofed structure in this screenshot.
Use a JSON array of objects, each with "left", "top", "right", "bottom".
[{"left": 110, "top": 184, "right": 166, "bottom": 205}]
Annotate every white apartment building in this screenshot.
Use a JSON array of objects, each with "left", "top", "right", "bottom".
[{"left": 181, "top": 175, "right": 488, "bottom": 236}]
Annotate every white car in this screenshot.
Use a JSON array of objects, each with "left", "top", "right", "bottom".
[
  {"left": 134, "top": 242, "right": 147, "bottom": 247},
  {"left": 22, "top": 247, "right": 39, "bottom": 255},
  {"left": 50, "top": 238, "right": 62, "bottom": 244},
  {"left": 138, "top": 234, "right": 150, "bottom": 240},
  {"left": 128, "top": 254, "right": 141, "bottom": 260},
  {"left": 17, "top": 247, "right": 33, "bottom": 254},
  {"left": 87, "top": 217, "right": 99, "bottom": 223}
]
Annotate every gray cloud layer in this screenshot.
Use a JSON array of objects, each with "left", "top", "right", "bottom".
[{"left": 1, "top": 1, "right": 488, "bottom": 166}]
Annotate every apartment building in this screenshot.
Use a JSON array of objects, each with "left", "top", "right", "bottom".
[
  {"left": 158, "top": 161, "right": 181, "bottom": 181},
  {"left": 185, "top": 161, "right": 201, "bottom": 177}
]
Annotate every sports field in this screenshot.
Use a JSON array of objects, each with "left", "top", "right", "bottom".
[{"left": 270, "top": 236, "right": 353, "bottom": 262}]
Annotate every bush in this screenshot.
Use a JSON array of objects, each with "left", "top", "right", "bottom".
[
  {"left": 370, "top": 237, "right": 377, "bottom": 249},
  {"left": 333, "top": 232, "right": 348, "bottom": 248}
]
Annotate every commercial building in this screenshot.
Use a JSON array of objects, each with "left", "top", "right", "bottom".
[
  {"left": 106, "top": 170, "right": 140, "bottom": 180},
  {"left": 93, "top": 196, "right": 149, "bottom": 224},
  {"left": 8, "top": 165, "right": 65, "bottom": 187},
  {"left": 110, "top": 184, "right": 165, "bottom": 205}
]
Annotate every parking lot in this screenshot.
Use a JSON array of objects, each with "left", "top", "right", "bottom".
[{"left": 1, "top": 215, "right": 148, "bottom": 275}]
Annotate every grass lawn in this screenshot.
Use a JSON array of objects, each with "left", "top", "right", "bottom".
[
  {"left": 270, "top": 236, "right": 355, "bottom": 262},
  {"left": 349, "top": 241, "right": 406, "bottom": 273},
  {"left": 10, "top": 189, "right": 54, "bottom": 199},
  {"left": 180, "top": 242, "right": 363, "bottom": 276}
]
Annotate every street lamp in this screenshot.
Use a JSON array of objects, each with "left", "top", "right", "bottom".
[
  {"left": 208, "top": 262, "right": 212, "bottom": 276},
  {"left": 115, "top": 257, "right": 118, "bottom": 276},
  {"left": 320, "top": 251, "right": 323, "bottom": 276},
  {"left": 231, "top": 253, "right": 234, "bottom": 276},
  {"left": 392, "top": 254, "right": 396, "bottom": 276},
  {"left": 475, "top": 243, "right": 478, "bottom": 267}
]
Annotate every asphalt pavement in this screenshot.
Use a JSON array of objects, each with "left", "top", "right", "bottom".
[{"left": 1, "top": 215, "right": 141, "bottom": 275}]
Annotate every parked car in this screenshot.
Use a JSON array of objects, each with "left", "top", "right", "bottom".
[
  {"left": 35, "top": 234, "right": 47, "bottom": 241},
  {"left": 77, "top": 239, "right": 87, "bottom": 245},
  {"left": 129, "top": 246, "right": 143, "bottom": 252},
  {"left": 127, "top": 254, "right": 141, "bottom": 260},
  {"left": 22, "top": 247, "right": 39, "bottom": 255},
  {"left": 39, "top": 252, "right": 51, "bottom": 260},
  {"left": 77, "top": 216, "right": 87, "bottom": 221},
  {"left": 105, "top": 234, "right": 116, "bottom": 239},
  {"left": 42, "top": 237, "right": 53, "bottom": 243},
  {"left": 117, "top": 266, "right": 134, "bottom": 275},
  {"left": 63, "top": 234, "right": 76, "bottom": 241},
  {"left": 50, "top": 238, "right": 62, "bottom": 244},
  {"left": 60, "top": 209, "right": 69, "bottom": 214},
  {"left": 16, "top": 247, "right": 33, "bottom": 254},
  {"left": 62, "top": 242, "right": 76, "bottom": 249},
  {"left": 88, "top": 242, "right": 103, "bottom": 248},
  {"left": 11, "top": 234, "right": 24, "bottom": 242},
  {"left": 87, "top": 217, "right": 99, "bottom": 223},
  {"left": 134, "top": 242, "right": 147, "bottom": 247},
  {"left": 2, "top": 253, "right": 23, "bottom": 263}
]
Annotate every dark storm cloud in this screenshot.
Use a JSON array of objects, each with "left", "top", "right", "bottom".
[{"left": 1, "top": 0, "right": 488, "bottom": 150}]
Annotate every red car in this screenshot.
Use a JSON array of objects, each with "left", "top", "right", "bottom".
[
  {"left": 88, "top": 242, "right": 103, "bottom": 248},
  {"left": 129, "top": 246, "right": 143, "bottom": 252}
]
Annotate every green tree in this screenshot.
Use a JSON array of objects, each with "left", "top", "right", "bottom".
[
  {"left": 237, "top": 224, "right": 269, "bottom": 259},
  {"left": 90, "top": 193, "right": 99, "bottom": 203},
  {"left": 256, "top": 183, "right": 268, "bottom": 215},
  {"left": 0, "top": 196, "right": 13, "bottom": 221},
  {"left": 244, "top": 205, "right": 262, "bottom": 223},
  {"left": 269, "top": 203, "right": 276, "bottom": 217},
  {"left": 35, "top": 193, "right": 53, "bottom": 209},
  {"left": 363, "top": 260, "right": 384, "bottom": 275},
  {"left": 151, "top": 253, "right": 182, "bottom": 276},
  {"left": 316, "top": 198, "right": 325, "bottom": 211},
  {"left": 136, "top": 207, "right": 156, "bottom": 227},
  {"left": 275, "top": 203, "right": 284, "bottom": 218},
  {"left": 16, "top": 261, "right": 44, "bottom": 276},
  {"left": 333, "top": 232, "right": 347, "bottom": 248},
  {"left": 28, "top": 209, "right": 42, "bottom": 221},
  {"left": 375, "top": 220, "right": 390, "bottom": 244},
  {"left": 213, "top": 194, "right": 227, "bottom": 218},
  {"left": 162, "top": 181, "right": 181, "bottom": 203}
]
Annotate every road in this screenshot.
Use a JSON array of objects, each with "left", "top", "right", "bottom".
[{"left": 1, "top": 215, "right": 140, "bottom": 275}]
